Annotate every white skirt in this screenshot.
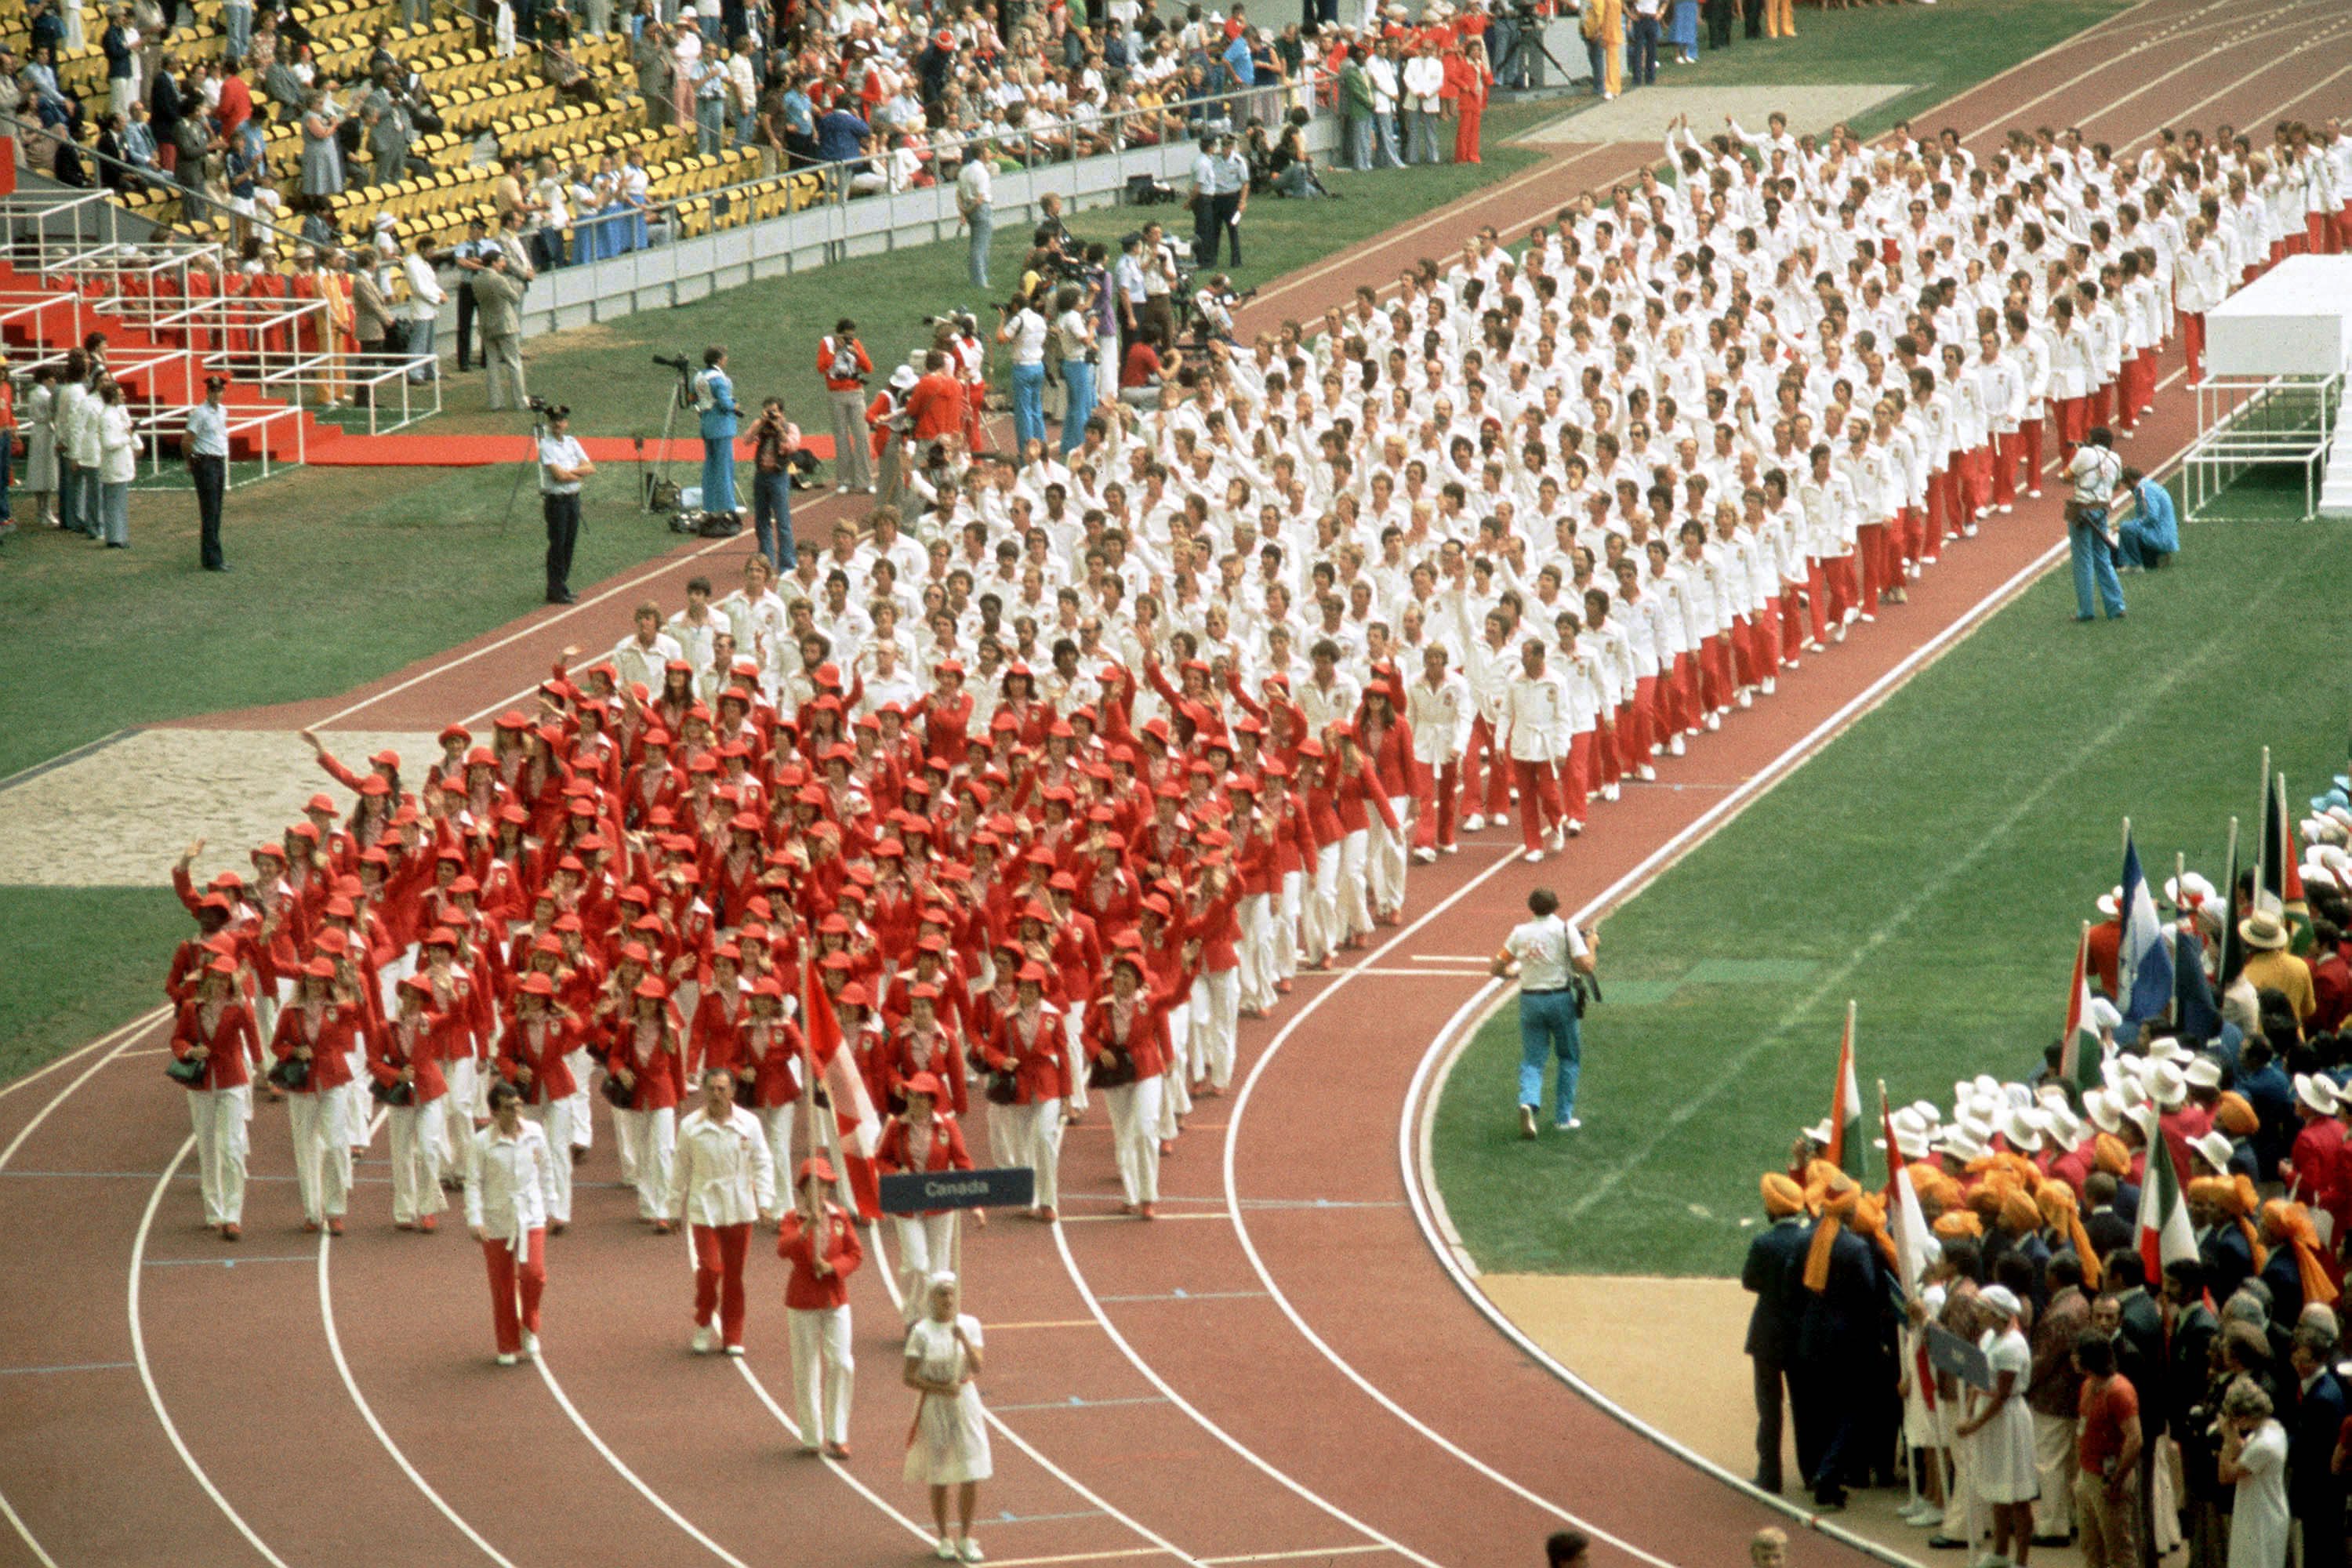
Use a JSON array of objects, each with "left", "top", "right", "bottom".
[
  {"left": 904, "top": 1385, "right": 992, "bottom": 1486},
  {"left": 1972, "top": 1401, "right": 2039, "bottom": 1504}
]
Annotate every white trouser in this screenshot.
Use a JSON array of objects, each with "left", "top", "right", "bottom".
[
  {"left": 342, "top": 1047, "right": 371, "bottom": 1150},
  {"left": 253, "top": 985, "right": 283, "bottom": 1050},
  {"left": 1276, "top": 870, "right": 1304, "bottom": 978},
  {"left": 1193, "top": 969, "right": 1238, "bottom": 1089},
  {"left": 564, "top": 1047, "right": 594, "bottom": 1149},
  {"left": 614, "top": 1106, "right": 676, "bottom": 1218},
  {"left": 1024, "top": 1097, "right": 1064, "bottom": 1212},
  {"left": 983, "top": 1100, "right": 1018, "bottom": 1168},
  {"left": 288, "top": 1091, "right": 351, "bottom": 1222},
  {"left": 787, "top": 1305, "right": 855, "bottom": 1447},
  {"left": 439, "top": 1055, "right": 479, "bottom": 1172},
  {"left": 1237, "top": 893, "right": 1272, "bottom": 1011},
  {"left": 754, "top": 1104, "right": 794, "bottom": 1210},
  {"left": 189, "top": 1085, "right": 251, "bottom": 1227},
  {"left": 521, "top": 1099, "right": 575, "bottom": 1221},
  {"left": 387, "top": 1102, "right": 448, "bottom": 1225},
  {"left": 1378, "top": 797, "right": 1411, "bottom": 909},
  {"left": 1937, "top": 1395, "right": 1986, "bottom": 1544},
  {"left": 1159, "top": 1058, "right": 1189, "bottom": 1138},
  {"left": 1105, "top": 1076, "right": 1163, "bottom": 1205},
  {"left": 1062, "top": 1004, "right": 1089, "bottom": 1112},
  {"left": 1307, "top": 842, "right": 1341, "bottom": 962},
  {"left": 2031, "top": 1412, "right": 2075, "bottom": 1536},
  {"left": 894, "top": 1212, "right": 956, "bottom": 1322},
  {"left": 1338, "top": 827, "right": 1373, "bottom": 941}
]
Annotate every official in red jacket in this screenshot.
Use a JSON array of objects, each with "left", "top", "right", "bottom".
[{"left": 779, "top": 1156, "right": 864, "bottom": 1457}]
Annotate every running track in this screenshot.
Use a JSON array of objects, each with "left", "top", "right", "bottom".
[{"left": 6, "top": 5, "right": 2349, "bottom": 1562}]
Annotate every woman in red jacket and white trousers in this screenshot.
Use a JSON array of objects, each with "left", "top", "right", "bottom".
[
  {"left": 372, "top": 977, "right": 451, "bottom": 1231},
  {"left": 271, "top": 956, "right": 360, "bottom": 1233},
  {"left": 981, "top": 962, "right": 1070, "bottom": 1223},
  {"left": 876, "top": 1071, "right": 973, "bottom": 1325},
  {"left": 667, "top": 1066, "right": 777, "bottom": 1356},
  {"left": 607, "top": 976, "right": 684, "bottom": 1230},
  {"left": 495, "top": 974, "right": 579, "bottom": 1230},
  {"left": 1087, "top": 951, "right": 1173, "bottom": 1218},
  {"left": 466, "top": 1080, "right": 559, "bottom": 1367},
  {"left": 779, "top": 1156, "right": 863, "bottom": 1458},
  {"left": 733, "top": 977, "right": 804, "bottom": 1201},
  {"left": 172, "top": 956, "right": 261, "bottom": 1240}
]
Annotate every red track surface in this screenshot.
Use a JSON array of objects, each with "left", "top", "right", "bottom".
[{"left": 9, "top": 7, "right": 2352, "bottom": 1563}]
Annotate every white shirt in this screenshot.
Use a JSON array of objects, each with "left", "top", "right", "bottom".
[
  {"left": 612, "top": 630, "right": 686, "bottom": 692},
  {"left": 466, "top": 1119, "right": 560, "bottom": 1244},
  {"left": 401, "top": 249, "right": 445, "bottom": 319},
  {"left": 956, "top": 156, "right": 992, "bottom": 214},
  {"left": 185, "top": 399, "right": 230, "bottom": 458},
  {"left": 538, "top": 432, "right": 588, "bottom": 495},
  {"left": 666, "top": 1103, "right": 778, "bottom": 1225},
  {"left": 1502, "top": 913, "right": 1588, "bottom": 993}
]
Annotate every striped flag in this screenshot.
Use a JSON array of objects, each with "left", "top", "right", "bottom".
[
  {"left": 801, "top": 953, "right": 884, "bottom": 1220},
  {"left": 1827, "top": 1000, "right": 1864, "bottom": 1180},
  {"left": 2137, "top": 1123, "right": 2199, "bottom": 1279},
  {"left": 1879, "top": 1082, "right": 1929, "bottom": 1299},
  {"left": 2118, "top": 830, "right": 2174, "bottom": 1030},
  {"left": 2060, "top": 923, "right": 2103, "bottom": 1096}
]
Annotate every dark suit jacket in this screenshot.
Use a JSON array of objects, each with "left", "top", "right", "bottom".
[
  {"left": 1796, "top": 1229, "right": 1878, "bottom": 1363},
  {"left": 2115, "top": 1290, "right": 2168, "bottom": 1436},
  {"left": 1742, "top": 1217, "right": 1811, "bottom": 1363},
  {"left": 2260, "top": 1246, "right": 2305, "bottom": 1327},
  {"left": 2291, "top": 1369, "right": 2348, "bottom": 1510},
  {"left": 2200, "top": 1221, "right": 2256, "bottom": 1306},
  {"left": 2086, "top": 1205, "right": 2135, "bottom": 1264}
]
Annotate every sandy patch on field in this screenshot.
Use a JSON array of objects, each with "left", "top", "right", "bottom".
[
  {"left": 0, "top": 729, "right": 441, "bottom": 888},
  {"left": 1480, "top": 1273, "right": 2086, "bottom": 1566},
  {"left": 1525, "top": 84, "right": 1913, "bottom": 144}
]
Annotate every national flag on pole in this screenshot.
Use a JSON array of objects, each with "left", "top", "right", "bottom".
[
  {"left": 1879, "top": 1083, "right": 1929, "bottom": 1300},
  {"left": 801, "top": 953, "right": 884, "bottom": 1219},
  {"left": 2136, "top": 1126, "right": 2198, "bottom": 1279},
  {"left": 2060, "top": 923, "right": 2104, "bottom": 1096},
  {"left": 2174, "top": 925, "right": 2223, "bottom": 1041},
  {"left": 2268, "top": 771, "right": 2315, "bottom": 954},
  {"left": 2118, "top": 831, "right": 2174, "bottom": 1030},
  {"left": 2217, "top": 817, "right": 2247, "bottom": 989},
  {"left": 1827, "top": 1001, "right": 1864, "bottom": 1180}
]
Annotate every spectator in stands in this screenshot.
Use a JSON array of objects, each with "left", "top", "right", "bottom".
[
  {"left": 632, "top": 19, "right": 672, "bottom": 130},
  {"left": 298, "top": 86, "right": 344, "bottom": 200}
]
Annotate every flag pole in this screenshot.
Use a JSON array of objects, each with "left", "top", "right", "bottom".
[
  {"left": 1882, "top": 1072, "right": 1919, "bottom": 1514},
  {"left": 2256, "top": 748, "right": 2271, "bottom": 902}
]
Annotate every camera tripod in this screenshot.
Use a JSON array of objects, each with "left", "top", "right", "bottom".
[
  {"left": 496, "top": 411, "right": 553, "bottom": 534},
  {"left": 638, "top": 366, "right": 693, "bottom": 514}
]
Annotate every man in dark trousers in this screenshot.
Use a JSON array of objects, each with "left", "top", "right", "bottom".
[
  {"left": 2290, "top": 1322, "right": 2349, "bottom": 1568},
  {"left": 184, "top": 375, "right": 231, "bottom": 571},
  {"left": 1743, "top": 1173, "right": 1813, "bottom": 1494},
  {"left": 1792, "top": 1174, "right": 1877, "bottom": 1512},
  {"left": 535, "top": 405, "right": 593, "bottom": 604}
]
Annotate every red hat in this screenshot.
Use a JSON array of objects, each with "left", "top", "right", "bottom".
[
  {"left": 314, "top": 927, "right": 351, "bottom": 956},
  {"left": 205, "top": 955, "right": 240, "bottom": 976},
  {"left": 303, "top": 956, "right": 338, "bottom": 980},
  {"left": 632, "top": 977, "right": 669, "bottom": 1001},
  {"left": 251, "top": 842, "right": 286, "bottom": 863},
  {"left": 916, "top": 933, "right": 948, "bottom": 953},
  {"left": 1047, "top": 872, "right": 1079, "bottom": 894},
  {"left": 307, "top": 793, "right": 339, "bottom": 814},
  {"left": 751, "top": 977, "right": 784, "bottom": 1000},
  {"left": 424, "top": 927, "right": 459, "bottom": 949},
  {"left": 199, "top": 891, "right": 232, "bottom": 912},
  {"left": 1015, "top": 961, "right": 1051, "bottom": 985},
  {"left": 397, "top": 975, "right": 434, "bottom": 998},
  {"left": 323, "top": 896, "right": 358, "bottom": 919},
  {"left": 518, "top": 973, "right": 557, "bottom": 998},
  {"left": 619, "top": 941, "right": 652, "bottom": 966},
  {"left": 903, "top": 1070, "right": 946, "bottom": 1099},
  {"left": 837, "top": 982, "right": 870, "bottom": 1007},
  {"left": 797, "top": 1156, "right": 837, "bottom": 1185}
]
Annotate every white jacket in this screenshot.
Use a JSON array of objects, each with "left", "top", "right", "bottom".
[
  {"left": 97, "top": 402, "right": 139, "bottom": 485},
  {"left": 1501, "top": 670, "right": 1570, "bottom": 763},
  {"left": 1405, "top": 670, "right": 1472, "bottom": 764},
  {"left": 667, "top": 1104, "right": 778, "bottom": 1225},
  {"left": 466, "top": 1120, "right": 560, "bottom": 1246}
]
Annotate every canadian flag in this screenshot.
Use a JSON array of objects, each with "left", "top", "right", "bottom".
[{"left": 801, "top": 954, "right": 883, "bottom": 1220}]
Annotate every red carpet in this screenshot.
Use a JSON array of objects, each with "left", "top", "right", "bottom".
[{"left": 304, "top": 432, "right": 836, "bottom": 467}]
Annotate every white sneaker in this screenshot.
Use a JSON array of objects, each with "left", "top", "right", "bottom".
[
  {"left": 2028, "top": 487, "right": 2042, "bottom": 499},
  {"left": 1462, "top": 813, "right": 1485, "bottom": 833},
  {"left": 693, "top": 1323, "right": 717, "bottom": 1355},
  {"left": 1704, "top": 712, "right": 1722, "bottom": 732},
  {"left": 521, "top": 1331, "right": 539, "bottom": 1359},
  {"left": 1442, "top": 843, "right": 1458, "bottom": 855},
  {"left": 1602, "top": 782, "right": 1620, "bottom": 803},
  {"left": 1523, "top": 848, "right": 1545, "bottom": 864},
  {"left": 959, "top": 1539, "right": 985, "bottom": 1563},
  {"left": 1412, "top": 846, "right": 1436, "bottom": 864},
  {"left": 1833, "top": 622, "right": 1849, "bottom": 643},
  {"left": 1491, "top": 812, "right": 1509, "bottom": 828},
  {"left": 1563, "top": 819, "right": 1584, "bottom": 838},
  {"left": 1761, "top": 677, "right": 1776, "bottom": 696},
  {"left": 1635, "top": 764, "right": 1657, "bottom": 782},
  {"left": 1668, "top": 735, "right": 1686, "bottom": 757},
  {"left": 937, "top": 1538, "right": 960, "bottom": 1561},
  {"left": 496, "top": 1353, "right": 519, "bottom": 1367},
  {"left": 1736, "top": 689, "right": 1752, "bottom": 710},
  {"left": 1998, "top": 503, "right": 2013, "bottom": 514},
  {"left": 1545, "top": 825, "right": 1566, "bottom": 851},
  {"left": 724, "top": 1345, "right": 745, "bottom": 1358}
]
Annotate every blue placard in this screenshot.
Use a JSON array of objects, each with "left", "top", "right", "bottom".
[
  {"left": 1926, "top": 1323, "right": 1993, "bottom": 1390},
  {"left": 877, "top": 1167, "right": 1036, "bottom": 1215}
]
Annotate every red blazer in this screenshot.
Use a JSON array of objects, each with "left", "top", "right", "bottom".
[
  {"left": 171, "top": 999, "right": 260, "bottom": 1091},
  {"left": 876, "top": 1112, "right": 975, "bottom": 1217},
  {"left": 777, "top": 1203, "right": 864, "bottom": 1309},
  {"left": 368, "top": 1014, "right": 451, "bottom": 1104},
  {"left": 984, "top": 1004, "right": 1069, "bottom": 1104},
  {"left": 495, "top": 1014, "right": 580, "bottom": 1106},
  {"left": 270, "top": 1001, "right": 361, "bottom": 1092},
  {"left": 734, "top": 1014, "right": 806, "bottom": 1109},
  {"left": 1081, "top": 989, "right": 1171, "bottom": 1081},
  {"left": 886, "top": 1020, "right": 969, "bottom": 1116},
  {"left": 605, "top": 1021, "right": 684, "bottom": 1111}
]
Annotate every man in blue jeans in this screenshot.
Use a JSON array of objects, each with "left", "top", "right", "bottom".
[
  {"left": 2064, "top": 426, "right": 2126, "bottom": 620},
  {"left": 692, "top": 346, "right": 742, "bottom": 520},
  {"left": 1627, "top": 0, "right": 1663, "bottom": 87},
  {"left": 1490, "top": 887, "right": 1599, "bottom": 1138},
  {"left": 2112, "top": 464, "right": 2179, "bottom": 571}
]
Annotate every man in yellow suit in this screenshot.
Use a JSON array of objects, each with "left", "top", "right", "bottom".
[{"left": 1581, "top": 0, "right": 1623, "bottom": 100}]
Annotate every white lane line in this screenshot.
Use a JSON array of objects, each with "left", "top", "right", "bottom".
[
  {"left": 532, "top": 1352, "right": 757, "bottom": 1567},
  {"left": 0, "top": 1022, "right": 156, "bottom": 1568},
  {"left": 1047, "top": 1215, "right": 1451, "bottom": 1568},
  {"left": 724, "top": 1358, "right": 942, "bottom": 1546},
  {"left": 0, "top": 1005, "right": 169, "bottom": 1106},
  {"left": 318, "top": 1112, "right": 521, "bottom": 1566},
  {"left": 129, "top": 1133, "right": 296, "bottom": 1568},
  {"left": 1957, "top": 0, "right": 2310, "bottom": 138}
]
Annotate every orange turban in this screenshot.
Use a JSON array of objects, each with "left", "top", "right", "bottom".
[
  {"left": 1803, "top": 1172, "right": 1862, "bottom": 1291},
  {"left": 1761, "top": 1173, "right": 1807, "bottom": 1219},
  {"left": 1850, "top": 1192, "right": 1900, "bottom": 1272},
  {"left": 2092, "top": 1133, "right": 2132, "bottom": 1177},
  {"left": 1933, "top": 1209, "right": 1984, "bottom": 1240},
  {"left": 2191, "top": 1175, "right": 2267, "bottom": 1272},
  {"left": 2036, "top": 1183, "right": 2103, "bottom": 1288},
  {"left": 2214, "top": 1092, "right": 2259, "bottom": 1137},
  {"left": 1998, "top": 1189, "right": 2043, "bottom": 1237},
  {"left": 2260, "top": 1200, "right": 2339, "bottom": 1308}
]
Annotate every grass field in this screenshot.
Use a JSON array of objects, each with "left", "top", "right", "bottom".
[{"left": 1432, "top": 510, "right": 2352, "bottom": 1279}]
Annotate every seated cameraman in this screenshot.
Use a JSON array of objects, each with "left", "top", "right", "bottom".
[
  {"left": 1192, "top": 273, "right": 1240, "bottom": 347},
  {"left": 1269, "top": 120, "right": 1330, "bottom": 200}
]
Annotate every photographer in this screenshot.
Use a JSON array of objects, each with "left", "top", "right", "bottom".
[
  {"left": 1192, "top": 273, "right": 1244, "bottom": 347},
  {"left": 1049, "top": 283, "right": 1098, "bottom": 458},
  {"left": 1031, "top": 191, "right": 1074, "bottom": 269},
  {"left": 691, "top": 345, "right": 742, "bottom": 519},
  {"left": 536, "top": 404, "right": 593, "bottom": 604},
  {"left": 817, "top": 318, "right": 874, "bottom": 495},
  {"left": 1490, "top": 886, "right": 1598, "bottom": 1138},
  {"left": 996, "top": 286, "right": 1051, "bottom": 456},
  {"left": 748, "top": 396, "right": 800, "bottom": 572}
]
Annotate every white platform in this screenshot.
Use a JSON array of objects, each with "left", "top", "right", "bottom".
[{"left": 2206, "top": 256, "right": 2352, "bottom": 378}]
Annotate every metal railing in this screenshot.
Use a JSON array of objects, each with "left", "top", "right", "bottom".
[{"left": 2183, "top": 372, "right": 2340, "bottom": 520}]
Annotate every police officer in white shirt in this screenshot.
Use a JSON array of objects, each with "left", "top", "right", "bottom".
[
  {"left": 185, "top": 373, "right": 231, "bottom": 572},
  {"left": 538, "top": 404, "right": 593, "bottom": 604},
  {"left": 1490, "top": 887, "right": 1598, "bottom": 1138}
]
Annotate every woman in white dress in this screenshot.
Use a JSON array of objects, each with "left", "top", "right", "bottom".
[
  {"left": 903, "top": 1272, "right": 991, "bottom": 1563},
  {"left": 20, "top": 365, "right": 60, "bottom": 527},
  {"left": 2216, "top": 1376, "right": 2288, "bottom": 1568},
  {"left": 1955, "top": 1283, "right": 2037, "bottom": 1566}
]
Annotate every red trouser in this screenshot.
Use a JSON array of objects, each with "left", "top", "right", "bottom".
[
  {"left": 1805, "top": 563, "right": 1830, "bottom": 644},
  {"left": 1699, "top": 635, "right": 1733, "bottom": 713},
  {"left": 2056, "top": 397, "right": 2087, "bottom": 452},
  {"left": 1465, "top": 715, "right": 1514, "bottom": 819},
  {"left": 691, "top": 1221, "right": 751, "bottom": 1347},
  {"left": 1821, "top": 556, "right": 1854, "bottom": 628},
  {"left": 1990, "top": 430, "right": 2017, "bottom": 508},
  {"left": 1412, "top": 757, "right": 1460, "bottom": 850},
  {"left": 1511, "top": 757, "right": 1563, "bottom": 848},
  {"left": 1959, "top": 445, "right": 1992, "bottom": 518},
  {"left": 1624, "top": 685, "right": 1656, "bottom": 761},
  {"left": 2184, "top": 314, "right": 2205, "bottom": 380},
  {"left": 482, "top": 1229, "right": 546, "bottom": 1356},
  {"left": 1562, "top": 734, "right": 1592, "bottom": 822},
  {"left": 2018, "top": 416, "right": 2045, "bottom": 489},
  {"left": 1857, "top": 522, "right": 1891, "bottom": 606},
  {"left": 1780, "top": 587, "right": 1806, "bottom": 655},
  {"left": 1589, "top": 719, "right": 1621, "bottom": 789},
  {"left": 1670, "top": 653, "right": 1701, "bottom": 734},
  {"left": 1895, "top": 504, "right": 1922, "bottom": 566},
  {"left": 2089, "top": 382, "right": 2112, "bottom": 430},
  {"left": 1730, "top": 615, "right": 1760, "bottom": 688},
  {"left": 1753, "top": 602, "right": 1780, "bottom": 676}
]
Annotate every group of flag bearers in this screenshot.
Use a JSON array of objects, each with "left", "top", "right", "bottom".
[{"left": 1748, "top": 746, "right": 2352, "bottom": 1568}]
